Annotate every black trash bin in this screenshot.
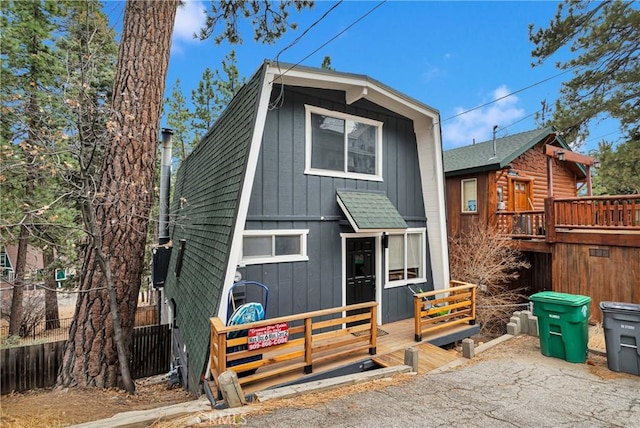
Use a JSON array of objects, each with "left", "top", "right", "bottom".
[{"left": 600, "top": 301, "right": 640, "bottom": 376}]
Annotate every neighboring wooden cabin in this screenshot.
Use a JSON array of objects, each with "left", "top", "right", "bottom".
[
  {"left": 443, "top": 127, "right": 586, "bottom": 238},
  {"left": 162, "top": 61, "right": 450, "bottom": 392},
  {"left": 443, "top": 128, "right": 640, "bottom": 321}
]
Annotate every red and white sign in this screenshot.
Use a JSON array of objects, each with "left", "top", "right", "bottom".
[{"left": 247, "top": 322, "right": 289, "bottom": 350}]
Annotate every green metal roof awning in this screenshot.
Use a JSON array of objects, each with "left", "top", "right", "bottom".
[{"left": 337, "top": 190, "right": 407, "bottom": 232}]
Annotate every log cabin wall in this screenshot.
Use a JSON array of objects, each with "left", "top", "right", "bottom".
[
  {"left": 552, "top": 243, "right": 640, "bottom": 323},
  {"left": 495, "top": 142, "right": 578, "bottom": 212}
]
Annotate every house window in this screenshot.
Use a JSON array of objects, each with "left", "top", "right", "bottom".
[
  {"left": 461, "top": 178, "right": 477, "bottom": 213},
  {"left": 305, "top": 105, "right": 383, "bottom": 181},
  {"left": 242, "top": 229, "right": 309, "bottom": 265},
  {"left": 386, "top": 229, "right": 425, "bottom": 286}
]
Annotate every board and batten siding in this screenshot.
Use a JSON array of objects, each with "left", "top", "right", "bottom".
[{"left": 242, "top": 86, "right": 428, "bottom": 322}]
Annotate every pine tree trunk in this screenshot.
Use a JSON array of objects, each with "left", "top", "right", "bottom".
[
  {"left": 57, "top": 0, "right": 177, "bottom": 391},
  {"left": 8, "top": 225, "right": 28, "bottom": 336},
  {"left": 43, "top": 248, "right": 60, "bottom": 330}
]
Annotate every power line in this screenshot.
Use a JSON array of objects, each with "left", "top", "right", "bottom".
[
  {"left": 274, "top": 1, "right": 344, "bottom": 64},
  {"left": 276, "top": 1, "right": 387, "bottom": 80},
  {"left": 270, "top": 1, "right": 386, "bottom": 109},
  {"left": 436, "top": 66, "right": 577, "bottom": 128}
]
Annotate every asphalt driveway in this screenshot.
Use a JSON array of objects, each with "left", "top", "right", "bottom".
[{"left": 240, "top": 335, "right": 640, "bottom": 428}]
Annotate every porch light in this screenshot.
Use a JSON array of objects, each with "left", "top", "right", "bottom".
[
  {"left": 592, "top": 159, "right": 601, "bottom": 168},
  {"left": 555, "top": 150, "right": 566, "bottom": 161}
]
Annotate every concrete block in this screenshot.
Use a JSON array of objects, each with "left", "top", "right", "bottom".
[
  {"left": 519, "top": 311, "right": 532, "bottom": 335},
  {"left": 404, "top": 347, "right": 419, "bottom": 373},
  {"left": 528, "top": 315, "right": 539, "bottom": 337},
  {"left": 462, "top": 338, "right": 475, "bottom": 359},
  {"left": 507, "top": 322, "right": 520, "bottom": 336},
  {"left": 509, "top": 316, "right": 521, "bottom": 330},
  {"left": 218, "top": 370, "right": 246, "bottom": 408}
]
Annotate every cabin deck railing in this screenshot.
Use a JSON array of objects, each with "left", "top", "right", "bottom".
[
  {"left": 209, "top": 302, "right": 377, "bottom": 392},
  {"left": 495, "top": 195, "right": 640, "bottom": 241},
  {"left": 496, "top": 210, "right": 546, "bottom": 238},
  {"left": 553, "top": 195, "right": 640, "bottom": 230},
  {"left": 413, "top": 280, "right": 476, "bottom": 342}
]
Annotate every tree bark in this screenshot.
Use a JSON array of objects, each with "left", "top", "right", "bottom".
[
  {"left": 8, "top": 225, "right": 28, "bottom": 336},
  {"left": 43, "top": 247, "right": 60, "bottom": 330},
  {"left": 57, "top": 0, "right": 177, "bottom": 391}
]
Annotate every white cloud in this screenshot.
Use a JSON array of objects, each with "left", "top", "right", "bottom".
[
  {"left": 442, "top": 85, "right": 525, "bottom": 148},
  {"left": 173, "top": 1, "right": 207, "bottom": 44}
]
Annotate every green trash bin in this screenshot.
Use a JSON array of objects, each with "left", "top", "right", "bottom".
[{"left": 530, "top": 291, "right": 591, "bottom": 363}]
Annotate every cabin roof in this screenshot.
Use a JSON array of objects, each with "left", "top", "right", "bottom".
[{"left": 443, "top": 127, "right": 586, "bottom": 178}]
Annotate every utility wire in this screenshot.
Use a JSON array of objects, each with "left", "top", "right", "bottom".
[
  {"left": 434, "top": 66, "right": 578, "bottom": 128},
  {"left": 273, "top": 0, "right": 387, "bottom": 83}
]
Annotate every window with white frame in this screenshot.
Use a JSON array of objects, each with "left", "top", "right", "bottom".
[
  {"left": 461, "top": 178, "right": 478, "bottom": 213},
  {"left": 305, "top": 105, "right": 383, "bottom": 180},
  {"left": 241, "top": 230, "right": 309, "bottom": 265},
  {"left": 386, "top": 229, "right": 425, "bottom": 285}
]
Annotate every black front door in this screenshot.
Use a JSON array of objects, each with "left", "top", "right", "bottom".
[{"left": 346, "top": 237, "right": 376, "bottom": 325}]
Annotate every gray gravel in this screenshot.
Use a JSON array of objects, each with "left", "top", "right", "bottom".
[{"left": 241, "top": 336, "right": 640, "bottom": 428}]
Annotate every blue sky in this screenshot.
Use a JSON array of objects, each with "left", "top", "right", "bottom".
[{"left": 107, "top": 1, "right": 623, "bottom": 153}]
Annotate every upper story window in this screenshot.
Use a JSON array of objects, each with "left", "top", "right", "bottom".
[
  {"left": 305, "top": 105, "right": 383, "bottom": 181},
  {"left": 241, "top": 229, "right": 309, "bottom": 265},
  {"left": 461, "top": 178, "right": 477, "bottom": 213}
]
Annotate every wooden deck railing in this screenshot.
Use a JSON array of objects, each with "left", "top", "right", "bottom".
[
  {"left": 553, "top": 195, "right": 640, "bottom": 229},
  {"left": 496, "top": 210, "right": 546, "bottom": 238},
  {"left": 495, "top": 195, "right": 640, "bottom": 242},
  {"left": 413, "top": 280, "right": 476, "bottom": 342},
  {"left": 210, "top": 302, "right": 377, "bottom": 391}
]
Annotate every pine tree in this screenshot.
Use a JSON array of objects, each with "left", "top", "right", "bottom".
[
  {"left": 165, "top": 79, "right": 194, "bottom": 162},
  {"left": 530, "top": 1, "right": 640, "bottom": 145}
]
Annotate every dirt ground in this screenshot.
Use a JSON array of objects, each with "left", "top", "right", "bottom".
[{"left": 0, "top": 377, "right": 194, "bottom": 428}]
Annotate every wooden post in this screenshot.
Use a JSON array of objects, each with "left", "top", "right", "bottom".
[
  {"left": 547, "top": 155, "right": 554, "bottom": 197},
  {"left": 217, "top": 332, "right": 227, "bottom": 374},
  {"left": 413, "top": 295, "right": 422, "bottom": 342},
  {"left": 470, "top": 285, "right": 476, "bottom": 321},
  {"left": 586, "top": 165, "right": 592, "bottom": 196},
  {"left": 545, "top": 197, "right": 556, "bottom": 243},
  {"left": 304, "top": 317, "right": 312, "bottom": 374},
  {"left": 369, "top": 304, "right": 377, "bottom": 355}
]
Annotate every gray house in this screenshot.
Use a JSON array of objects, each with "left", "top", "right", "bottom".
[{"left": 162, "top": 61, "right": 450, "bottom": 392}]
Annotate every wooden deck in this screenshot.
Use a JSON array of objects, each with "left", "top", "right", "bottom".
[{"left": 241, "top": 317, "right": 477, "bottom": 394}]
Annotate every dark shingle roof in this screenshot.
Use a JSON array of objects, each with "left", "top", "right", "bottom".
[
  {"left": 443, "top": 127, "right": 556, "bottom": 176},
  {"left": 337, "top": 190, "right": 408, "bottom": 231},
  {"left": 164, "top": 65, "right": 266, "bottom": 381}
]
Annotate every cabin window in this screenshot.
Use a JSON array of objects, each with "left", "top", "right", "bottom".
[
  {"left": 241, "top": 229, "right": 309, "bottom": 265},
  {"left": 386, "top": 228, "right": 425, "bottom": 287},
  {"left": 305, "top": 105, "right": 383, "bottom": 181},
  {"left": 461, "top": 179, "right": 478, "bottom": 213}
]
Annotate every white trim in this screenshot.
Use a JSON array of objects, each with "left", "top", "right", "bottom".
[
  {"left": 240, "top": 229, "right": 309, "bottom": 266},
  {"left": 304, "top": 104, "right": 383, "bottom": 181},
  {"left": 415, "top": 120, "right": 450, "bottom": 292},
  {"left": 340, "top": 232, "right": 382, "bottom": 326},
  {"left": 384, "top": 228, "right": 427, "bottom": 289},
  {"left": 218, "top": 69, "right": 274, "bottom": 322}
]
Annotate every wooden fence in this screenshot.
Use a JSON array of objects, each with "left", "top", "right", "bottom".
[
  {"left": 413, "top": 280, "right": 476, "bottom": 341},
  {"left": 210, "top": 302, "right": 377, "bottom": 392},
  {"left": 1, "top": 306, "right": 159, "bottom": 348},
  {"left": 0, "top": 324, "right": 171, "bottom": 394}
]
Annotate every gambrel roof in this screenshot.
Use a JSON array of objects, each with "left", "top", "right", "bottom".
[{"left": 164, "top": 60, "right": 449, "bottom": 382}]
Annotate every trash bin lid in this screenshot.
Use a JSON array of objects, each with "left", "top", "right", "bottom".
[
  {"left": 599, "top": 301, "right": 640, "bottom": 313},
  {"left": 530, "top": 291, "right": 591, "bottom": 306}
]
